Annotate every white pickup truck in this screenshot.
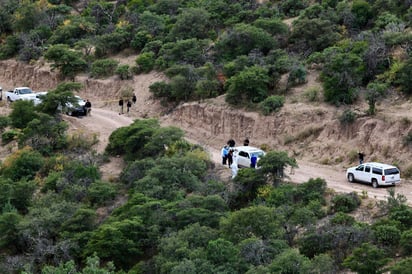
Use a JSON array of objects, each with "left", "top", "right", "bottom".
[{"left": 5, "top": 87, "right": 34, "bottom": 102}]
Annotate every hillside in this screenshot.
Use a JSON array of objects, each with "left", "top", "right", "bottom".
[{"left": 1, "top": 58, "right": 412, "bottom": 206}]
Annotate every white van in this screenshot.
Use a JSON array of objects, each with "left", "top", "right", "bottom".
[
  {"left": 235, "top": 146, "right": 266, "bottom": 168},
  {"left": 346, "top": 162, "right": 401, "bottom": 188}
]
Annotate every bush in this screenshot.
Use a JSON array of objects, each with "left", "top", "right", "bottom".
[
  {"left": 287, "top": 64, "right": 307, "bottom": 87},
  {"left": 330, "top": 212, "right": 355, "bottom": 226},
  {"left": 373, "top": 224, "right": 401, "bottom": 247},
  {"left": 339, "top": 109, "right": 357, "bottom": 125},
  {"left": 115, "top": 65, "right": 132, "bottom": 80},
  {"left": 136, "top": 52, "right": 156, "bottom": 73},
  {"left": 87, "top": 180, "right": 117, "bottom": 206},
  {"left": 1, "top": 147, "right": 44, "bottom": 181},
  {"left": 2, "top": 129, "right": 19, "bottom": 144},
  {"left": 400, "top": 229, "right": 412, "bottom": 255},
  {"left": 259, "top": 95, "right": 285, "bottom": 115},
  {"left": 90, "top": 59, "right": 119, "bottom": 78},
  {"left": 331, "top": 192, "right": 361, "bottom": 213}
]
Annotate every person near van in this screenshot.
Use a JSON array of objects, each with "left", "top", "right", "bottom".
[
  {"left": 221, "top": 145, "right": 229, "bottom": 165},
  {"left": 231, "top": 149, "right": 239, "bottom": 178},
  {"left": 119, "top": 98, "right": 124, "bottom": 115},
  {"left": 250, "top": 153, "right": 257, "bottom": 168},
  {"left": 227, "top": 139, "right": 235, "bottom": 148},
  {"left": 228, "top": 149, "right": 234, "bottom": 167},
  {"left": 358, "top": 152, "right": 365, "bottom": 164},
  {"left": 243, "top": 138, "right": 250, "bottom": 146}
]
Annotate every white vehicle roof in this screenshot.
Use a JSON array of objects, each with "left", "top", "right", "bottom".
[
  {"left": 235, "top": 146, "right": 265, "bottom": 153},
  {"left": 361, "top": 162, "right": 399, "bottom": 169}
]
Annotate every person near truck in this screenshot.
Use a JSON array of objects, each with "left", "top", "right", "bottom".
[
  {"left": 358, "top": 152, "right": 365, "bottom": 164},
  {"left": 84, "top": 99, "right": 92, "bottom": 116}
]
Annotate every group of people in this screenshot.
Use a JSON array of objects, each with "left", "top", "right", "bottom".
[
  {"left": 119, "top": 94, "right": 137, "bottom": 115},
  {"left": 221, "top": 138, "right": 251, "bottom": 179}
]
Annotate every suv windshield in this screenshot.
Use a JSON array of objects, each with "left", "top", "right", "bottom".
[{"left": 385, "top": 168, "right": 400, "bottom": 175}]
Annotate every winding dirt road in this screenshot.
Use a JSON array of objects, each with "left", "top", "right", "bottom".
[{"left": 71, "top": 108, "right": 412, "bottom": 206}]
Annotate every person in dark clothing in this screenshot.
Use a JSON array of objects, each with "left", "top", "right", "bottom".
[
  {"left": 243, "top": 138, "right": 249, "bottom": 146},
  {"left": 119, "top": 99, "right": 124, "bottom": 115},
  {"left": 358, "top": 152, "right": 365, "bottom": 164},
  {"left": 227, "top": 149, "right": 234, "bottom": 167},
  {"left": 127, "top": 100, "right": 132, "bottom": 113},
  {"left": 227, "top": 139, "right": 235, "bottom": 148},
  {"left": 132, "top": 94, "right": 137, "bottom": 104},
  {"left": 84, "top": 99, "right": 91, "bottom": 116}
]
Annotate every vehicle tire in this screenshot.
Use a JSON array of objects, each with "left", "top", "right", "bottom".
[
  {"left": 7, "top": 96, "right": 12, "bottom": 102},
  {"left": 66, "top": 110, "right": 73, "bottom": 116},
  {"left": 347, "top": 173, "right": 355, "bottom": 183},
  {"left": 372, "top": 179, "right": 378, "bottom": 188}
]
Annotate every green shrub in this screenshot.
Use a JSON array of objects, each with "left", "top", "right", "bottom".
[
  {"left": 259, "top": 95, "right": 285, "bottom": 115},
  {"left": 400, "top": 229, "right": 412, "bottom": 255},
  {"left": 2, "top": 129, "right": 19, "bottom": 144},
  {"left": 87, "top": 180, "right": 117, "bottom": 206},
  {"left": 339, "top": 109, "right": 357, "bottom": 125},
  {"left": 136, "top": 52, "right": 156, "bottom": 73},
  {"left": 115, "top": 65, "right": 132, "bottom": 80},
  {"left": 287, "top": 65, "right": 307, "bottom": 87},
  {"left": 1, "top": 147, "right": 44, "bottom": 181},
  {"left": 391, "top": 257, "right": 412, "bottom": 274},
  {"left": 90, "top": 59, "right": 119, "bottom": 78},
  {"left": 373, "top": 224, "right": 401, "bottom": 247},
  {"left": 330, "top": 212, "right": 356, "bottom": 226},
  {"left": 331, "top": 192, "right": 361, "bottom": 213}
]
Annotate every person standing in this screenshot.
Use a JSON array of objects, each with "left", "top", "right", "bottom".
[
  {"left": 127, "top": 100, "right": 132, "bottom": 113},
  {"left": 227, "top": 149, "right": 233, "bottom": 168},
  {"left": 250, "top": 153, "right": 257, "bottom": 168},
  {"left": 84, "top": 99, "right": 92, "bottom": 116},
  {"left": 119, "top": 98, "right": 124, "bottom": 115},
  {"left": 358, "top": 152, "right": 365, "bottom": 164},
  {"left": 132, "top": 93, "right": 137, "bottom": 104},
  {"left": 221, "top": 145, "right": 229, "bottom": 165},
  {"left": 231, "top": 149, "right": 239, "bottom": 178}
]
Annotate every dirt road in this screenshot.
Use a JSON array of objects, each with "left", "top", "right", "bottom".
[{"left": 73, "top": 108, "right": 412, "bottom": 206}]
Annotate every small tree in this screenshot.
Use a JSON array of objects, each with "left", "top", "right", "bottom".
[
  {"left": 115, "top": 64, "right": 132, "bottom": 80},
  {"left": 258, "top": 151, "right": 298, "bottom": 187},
  {"left": 44, "top": 44, "right": 87, "bottom": 79},
  {"left": 365, "top": 82, "right": 387, "bottom": 115},
  {"left": 342, "top": 243, "right": 389, "bottom": 274}
]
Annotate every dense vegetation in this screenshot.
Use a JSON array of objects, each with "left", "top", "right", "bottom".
[
  {"left": 1, "top": 0, "right": 412, "bottom": 273},
  {"left": 1, "top": 0, "right": 411, "bottom": 113}
]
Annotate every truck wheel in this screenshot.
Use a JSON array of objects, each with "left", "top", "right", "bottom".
[
  {"left": 372, "top": 179, "right": 378, "bottom": 188},
  {"left": 347, "top": 173, "right": 355, "bottom": 183},
  {"left": 7, "top": 96, "right": 12, "bottom": 102}
]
